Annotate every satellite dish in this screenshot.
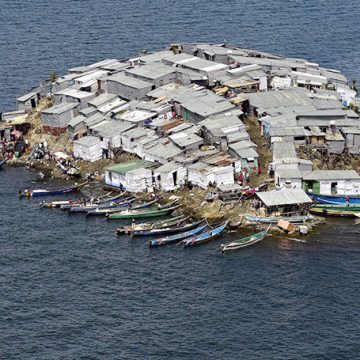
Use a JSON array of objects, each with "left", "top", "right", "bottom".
[
  {"left": 227, "top": 50, "right": 233, "bottom": 55},
  {"left": 330, "top": 120, "right": 336, "bottom": 126}
]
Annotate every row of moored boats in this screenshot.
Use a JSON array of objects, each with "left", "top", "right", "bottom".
[{"left": 34, "top": 188, "right": 271, "bottom": 251}]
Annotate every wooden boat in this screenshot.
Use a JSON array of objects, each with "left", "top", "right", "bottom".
[
  {"left": 130, "top": 220, "right": 204, "bottom": 237},
  {"left": 19, "top": 182, "right": 87, "bottom": 198},
  {"left": 107, "top": 205, "right": 179, "bottom": 220},
  {"left": 86, "top": 197, "right": 161, "bottom": 216},
  {"left": 309, "top": 204, "right": 360, "bottom": 217},
  {"left": 40, "top": 200, "right": 79, "bottom": 209},
  {"left": 149, "top": 224, "right": 208, "bottom": 247},
  {"left": 68, "top": 195, "right": 135, "bottom": 213},
  {"left": 116, "top": 215, "right": 188, "bottom": 235},
  {"left": 60, "top": 192, "right": 126, "bottom": 210},
  {"left": 310, "top": 193, "right": 360, "bottom": 205},
  {"left": 0, "top": 158, "right": 7, "bottom": 169},
  {"left": 244, "top": 214, "right": 315, "bottom": 224},
  {"left": 221, "top": 226, "right": 271, "bottom": 252},
  {"left": 182, "top": 221, "right": 228, "bottom": 247}
]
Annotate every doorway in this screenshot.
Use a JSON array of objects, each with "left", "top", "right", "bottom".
[{"left": 172, "top": 171, "right": 178, "bottom": 186}]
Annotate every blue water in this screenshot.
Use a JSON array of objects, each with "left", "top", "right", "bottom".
[{"left": 1, "top": 1, "right": 360, "bottom": 358}]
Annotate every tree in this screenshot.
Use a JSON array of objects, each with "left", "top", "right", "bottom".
[{"left": 50, "top": 72, "right": 58, "bottom": 83}]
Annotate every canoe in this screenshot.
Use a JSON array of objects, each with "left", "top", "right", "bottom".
[
  {"left": 107, "top": 205, "right": 179, "bottom": 220},
  {"left": 0, "top": 158, "right": 7, "bottom": 169},
  {"left": 68, "top": 196, "right": 135, "bottom": 213},
  {"left": 309, "top": 204, "right": 360, "bottom": 217},
  {"left": 61, "top": 192, "right": 126, "bottom": 210},
  {"left": 244, "top": 214, "right": 315, "bottom": 224},
  {"left": 40, "top": 200, "right": 78, "bottom": 209},
  {"left": 19, "top": 182, "right": 87, "bottom": 198},
  {"left": 221, "top": 226, "right": 271, "bottom": 252},
  {"left": 182, "top": 221, "right": 228, "bottom": 247},
  {"left": 130, "top": 220, "right": 204, "bottom": 237},
  {"left": 85, "top": 197, "right": 160, "bottom": 216},
  {"left": 116, "top": 215, "right": 188, "bottom": 235},
  {"left": 149, "top": 224, "right": 208, "bottom": 247},
  {"left": 310, "top": 193, "right": 360, "bottom": 205}
]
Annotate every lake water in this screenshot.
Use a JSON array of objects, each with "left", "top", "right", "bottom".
[{"left": 1, "top": 1, "right": 360, "bottom": 358}]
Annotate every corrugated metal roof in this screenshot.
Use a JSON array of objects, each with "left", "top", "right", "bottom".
[
  {"left": 90, "top": 120, "right": 135, "bottom": 136},
  {"left": 246, "top": 88, "right": 313, "bottom": 113},
  {"left": 231, "top": 146, "right": 258, "bottom": 159},
  {"left": 120, "top": 109, "right": 157, "bottom": 123},
  {"left": 180, "top": 92, "right": 235, "bottom": 118},
  {"left": 88, "top": 93, "right": 118, "bottom": 107},
  {"left": 230, "top": 140, "right": 257, "bottom": 150},
  {"left": 302, "top": 170, "right": 360, "bottom": 181},
  {"left": 169, "top": 130, "right": 203, "bottom": 148},
  {"left": 68, "top": 114, "right": 86, "bottom": 128},
  {"left": 73, "top": 135, "right": 101, "bottom": 147},
  {"left": 276, "top": 168, "right": 303, "bottom": 179},
  {"left": 342, "top": 127, "right": 360, "bottom": 134},
  {"left": 179, "top": 58, "right": 228, "bottom": 72},
  {"left": 155, "top": 162, "right": 183, "bottom": 173},
  {"left": 256, "top": 189, "right": 312, "bottom": 206},
  {"left": 229, "top": 55, "right": 307, "bottom": 70},
  {"left": 199, "top": 115, "right": 244, "bottom": 131},
  {"left": 269, "top": 127, "right": 306, "bottom": 137},
  {"left": 122, "top": 127, "right": 148, "bottom": 139},
  {"left": 138, "top": 51, "right": 173, "bottom": 63},
  {"left": 273, "top": 142, "right": 297, "bottom": 161},
  {"left": 107, "top": 72, "right": 153, "bottom": 89},
  {"left": 226, "top": 131, "right": 250, "bottom": 144},
  {"left": 55, "top": 88, "right": 95, "bottom": 99},
  {"left": 105, "top": 161, "right": 152, "bottom": 174},
  {"left": 17, "top": 92, "right": 37, "bottom": 102},
  {"left": 145, "top": 141, "right": 183, "bottom": 160},
  {"left": 42, "top": 102, "right": 78, "bottom": 115},
  {"left": 126, "top": 62, "right": 176, "bottom": 80}
]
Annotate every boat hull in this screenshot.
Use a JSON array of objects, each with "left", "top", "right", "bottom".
[
  {"left": 149, "top": 224, "right": 207, "bottom": 247},
  {"left": 131, "top": 220, "right": 203, "bottom": 237},
  {"left": 108, "top": 207, "right": 177, "bottom": 220},
  {"left": 116, "top": 216, "right": 187, "bottom": 235},
  {"left": 310, "top": 194, "right": 360, "bottom": 205},
  {"left": 244, "top": 214, "right": 314, "bottom": 224},
  {"left": 221, "top": 228, "right": 269, "bottom": 252},
  {"left": 309, "top": 204, "right": 360, "bottom": 218},
  {"left": 21, "top": 182, "right": 86, "bottom": 198},
  {"left": 183, "top": 221, "right": 228, "bottom": 247}
]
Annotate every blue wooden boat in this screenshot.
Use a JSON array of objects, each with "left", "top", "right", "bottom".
[
  {"left": 19, "top": 182, "right": 87, "bottom": 198},
  {"left": 310, "top": 193, "right": 360, "bottom": 205},
  {"left": 0, "top": 158, "right": 7, "bottom": 169},
  {"left": 149, "top": 224, "right": 208, "bottom": 247},
  {"left": 182, "top": 221, "right": 228, "bottom": 247},
  {"left": 131, "top": 220, "right": 204, "bottom": 237}
]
